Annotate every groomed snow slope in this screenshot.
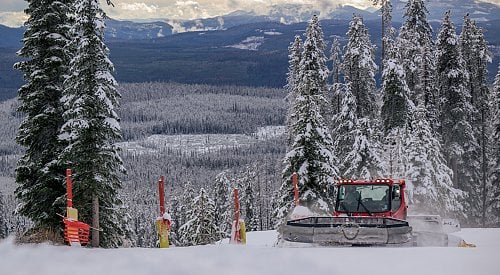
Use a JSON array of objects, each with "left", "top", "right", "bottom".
[{"left": 0, "top": 228, "right": 499, "bottom": 275}]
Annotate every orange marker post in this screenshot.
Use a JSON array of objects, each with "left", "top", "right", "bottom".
[
  {"left": 63, "top": 169, "right": 90, "bottom": 246},
  {"left": 293, "top": 172, "right": 299, "bottom": 206},
  {"left": 156, "top": 176, "right": 170, "bottom": 248},
  {"left": 159, "top": 176, "right": 165, "bottom": 216},
  {"left": 66, "top": 169, "right": 73, "bottom": 208}
]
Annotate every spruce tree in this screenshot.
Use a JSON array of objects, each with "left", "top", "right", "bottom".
[
  {"left": 0, "top": 191, "right": 7, "bottom": 238},
  {"left": 285, "top": 36, "right": 303, "bottom": 146},
  {"left": 490, "top": 65, "right": 500, "bottom": 226},
  {"left": 329, "top": 38, "right": 342, "bottom": 115},
  {"left": 171, "top": 182, "right": 195, "bottom": 245},
  {"left": 341, "top": 117, "right": 386, "bottom": 179},
  {"left": 437, "top": 11, "right": 479, "bottom": 223},
  {"left": 276, "top": 15, "right": 339, "bottom": 225},
  {"left": 332, "top": 83, "right": 357, "bottom": 171},
  {"left": 398, "top": 0, "right": 434, "bottom": 104},
  {"left": 213, "top": 171, "right": 233, "bottom": 238},
  {"left": 380, "top": 27, "right": 412, "bottom": 134},
  {"left": 337, "top": 15, "right": 385, "bottom": 179},
  {"left": 405, "top": 106, "right": 463, "bottom": 216},
  {"left": 168, "top": 194, "right": 181, "bottom": 246},
  {"left": 420, "top": 41, "right": 439, "bottom": 129},
  {"left": 242, "top": 175, "right": 259, "bottom": 232},
  {"left": 178, "top": 188, "right": 220, "bottom": 246},
  {"left": 460, "top": 15, "right": 493, "bottom": 226},
  {"left": 14, "top": 0, "right": 73, "bottom": 232},
  {"left": 380, "top": 26, "right": 414, "bottom": 179},
  {"left": 59, "top": 0, "right": 126, "bottom": 247},
  {"left": 372, "top": 0, "right": 393, "bottom": 60},
  {"left": 342, "top": 14, "right": 378, "bottom": 119}
]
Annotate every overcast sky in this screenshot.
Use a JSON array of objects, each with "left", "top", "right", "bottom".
[{"left": 0, "top": 0, "right": 499, "bottom": 27}]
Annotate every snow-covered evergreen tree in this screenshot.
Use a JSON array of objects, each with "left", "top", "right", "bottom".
[
  {"left": 405, "top": 106, "right": 463, "bottom": 217},
  {"left": 372, "top": 0, "right": 392, "bottom": 60},
  {"left": 420, "top": 40, "right": 440, "bottom": 129},
  {"left": 379, "top": 26, "right": 414, "bottom": 179},
  {"left": 241, "top": 173, "right": 259, "bottom": 232},
  {"left": 380, "top": 27, "right": 412, "bottom": 134},
  {"left": 329, "top": 38, "right": 342, "bottom": 86},
  {"left": 460, "top": 14, "right": 491, "bottom": 109},
  {"left": 212, "top": 171, "right": 233, "bottom": 238},
  {"left": 329, "top": 38, "right": 342, "bottom": 115},
  {"left": 331, "top": 84, "right": 385, "bottom": 179},
  {"left": 0, "top": 191, "right": 7, "bottom": 238},
  {"left": 59, "top": 0, "right": 126, "bottom": 247},
  {"left": 285, "top": 35, "right": 303, "bottom": 146},
  {"left": 342, "top": 14, "right": 378, "bottom": 119},
  {"left": 168, "top": 194, "right": 181, "bottom": 246},
  {"left": 332, "top": 83, "right": 356, "bottom": 167},
  {"left": 178, "top": 188, "right": 220, "bottom": 246},
  {"left": 490, "top": 65, "right": 500, "bottom": 226},
  {"left": 398, "top": 0, "right": 434, "bottom": 104},
  {"left": 276, "top": 15, "right": 338, "bottom": 225},
  {"left": 460, "top": 15, "right": 493, "bottom": 226},
  {"left": 14, "top": 0, "right": 74, "bottom": 232},
  {"left": 170, "top": 182, "right": 195, "bottom": 245},
  {"left": 342, "top": 117, "right": 386, "bottom": 179},
  {"left": 437, "top": 11, "right": 479, "bottom": 222}
]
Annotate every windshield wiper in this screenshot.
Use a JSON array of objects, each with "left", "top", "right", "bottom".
[{"left": 357, "top": 197, "right": 373, "bottom": 216}]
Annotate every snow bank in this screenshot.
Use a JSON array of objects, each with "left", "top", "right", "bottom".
[{"left": 1, "top": 229, "right": 499, "bottom": 275}]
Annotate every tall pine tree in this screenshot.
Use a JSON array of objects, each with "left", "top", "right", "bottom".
[
  {"left": 242, "top": 178, "right": 259, "bottom": 232},
  {"left": 437, "top": 11, "right": 479, "bottom": 223},
  {"left": 14, "top": 0, "right": 74, "bottom": 234},
  {"left": 336, "top": 14, "right": 385, "bottom": 179},
  {"left": 398, "top": 0, "right": 434, "bottom": 104},
  {"left": 329, "top": 38, "right": 342, "bottom": 116},
  {"left": 460, "top": 15, "right": 493, "bottom": 226},
  {"left": 380, "top": 27, "right": 412, "bottom": 134},
  {"left": 285, "top": 36, "right": 303, "bottom": 146},
  {"left": 276, "top": 15, "right": 338, "bottom": 225},
  {"left": 372, "top": 0, "right": 392, "bottom": 60},
  {"left": 59, "top": 0, "right": 126, "bottom": 247},
  {"left": 380, "top": 26, "right": 414, "bottom": 179},
  {"left": 212, "top": 171, "right": 233, "bottom": 238},
  {"left": 178, "top": 188, "right": 220, "bottom": 246},
  {"left": 0, "top": 191, "right": 7, "bottom": 238},
  {"left": 490, "top": 65, "right": 500, "bottom": 226},
  {"left": 342, "top": 14, "right": 378, "bottom": 119},
  {"left": 405, "top": 106, "right": 463, "bottom": 217}
]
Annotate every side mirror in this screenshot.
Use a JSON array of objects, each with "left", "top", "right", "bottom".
[{"left": 392, "top": 185, "right": 401, "bottom": 199}]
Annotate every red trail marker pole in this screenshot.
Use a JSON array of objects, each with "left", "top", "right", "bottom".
[
  {"left": 159, "top": 176, "right": 165, "bottom": 216},
  {"left": 233, "top": 188, "right": 240, "bottom": 243},
  {"left": 66, "top": 169, "right": 73, "bottom": 208},
  {"left": 293, "top": 172, "right": 299, "bottom": 206}
]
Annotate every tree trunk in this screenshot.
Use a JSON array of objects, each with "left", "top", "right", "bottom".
[{"left": 92, "top": 196, "right": 100, "bottom": 247}]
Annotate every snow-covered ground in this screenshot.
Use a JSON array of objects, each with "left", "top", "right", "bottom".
[
  {"left": 226, "top": 36, "right": 265, "bottom": 51},
  {"left": 1, "top": 228, "right": 499, "bottom": 275},
  {"left": 117, "top": 125, "right": 285, "bottom": 155}
]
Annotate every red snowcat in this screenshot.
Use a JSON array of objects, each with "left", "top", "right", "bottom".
[{"left": 281, "top": 178, "right": 457, "bottom": 246}]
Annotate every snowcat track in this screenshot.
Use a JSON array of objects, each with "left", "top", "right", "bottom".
[{"left": 282, "top": 216, "right": 412, "bottom": 246}]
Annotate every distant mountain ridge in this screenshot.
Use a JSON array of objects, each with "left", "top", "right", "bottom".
[{"left": 0, "top": 0, "right": 499, "bottom": 100}]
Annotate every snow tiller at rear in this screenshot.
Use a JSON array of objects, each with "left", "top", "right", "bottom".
[{"left": 281, "top": 178, "right": 414, "bottom": 246}]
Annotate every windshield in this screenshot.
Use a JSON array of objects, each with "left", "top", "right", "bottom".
[{"left": 336, "top": 184, "right": 390, "bottom": 213}]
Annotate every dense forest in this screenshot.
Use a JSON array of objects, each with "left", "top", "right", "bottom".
[{"left": 0, "top": 82, "right": 287, "bottom": 245}]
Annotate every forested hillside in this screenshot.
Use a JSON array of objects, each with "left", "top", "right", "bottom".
[{"left": 0, "top": 82, "right": 287, "bottom": 246}]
